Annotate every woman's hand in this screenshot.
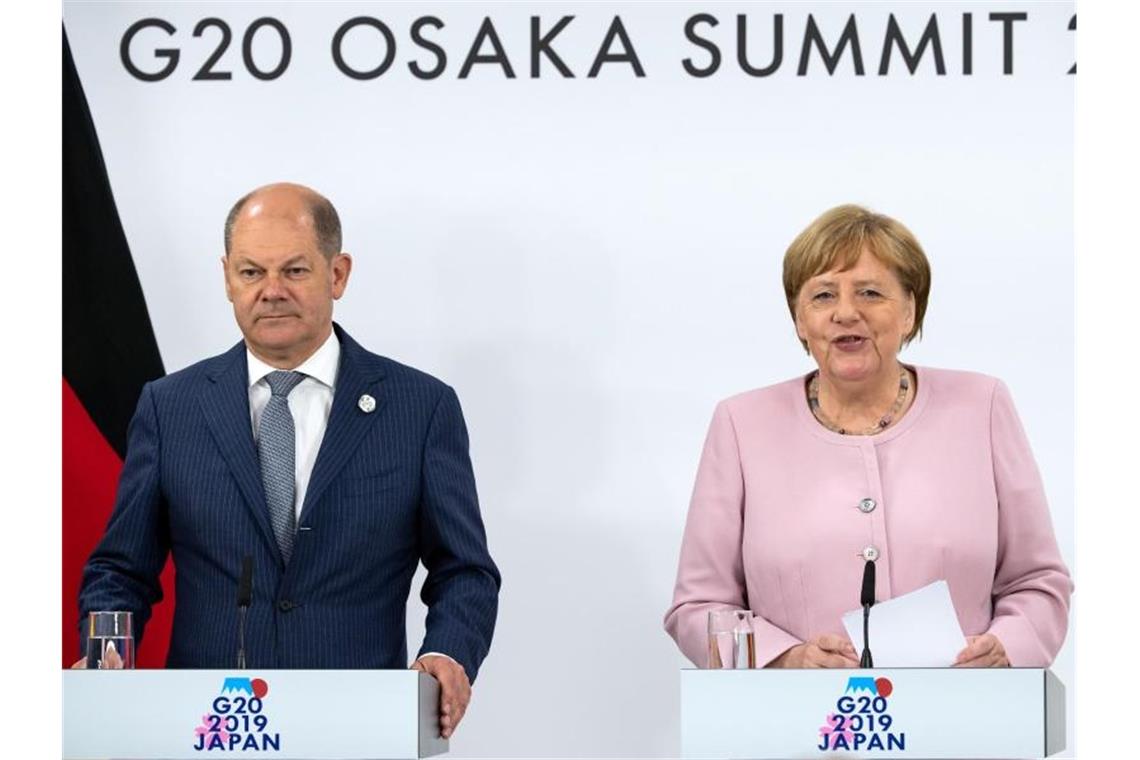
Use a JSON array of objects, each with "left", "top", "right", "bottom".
[
  {"left": 769, "top": 634, "right": 859, "bottom": 668},
  {"left": 954, "top": 634, "right": 1010, "bottom": 668}
]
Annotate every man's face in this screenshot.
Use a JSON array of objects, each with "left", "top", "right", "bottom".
[{"left": 223, "top": 196, "right": 351, "bottom": 368}]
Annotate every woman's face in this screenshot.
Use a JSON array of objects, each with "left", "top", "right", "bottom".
[{"left": 794, "top": 249, "right": 916, "bottom": 386}]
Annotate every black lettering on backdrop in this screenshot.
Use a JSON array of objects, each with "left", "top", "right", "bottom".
[
  {"left": 681, "top": 14, "right": 784, "bottom": 78},
  {"left": 332, "top": 17, "right": 396, "bottom": 80},
  {"left": 192, "top": 18, "right": 232, "bottom": 80},
  {"left": 409, "top": 16, "right": 446, "bottom": 79},
  {"left": 682, "top": 14, "right": 719, "bottom": 77},
  {"left": 988, "top": 12, "right": 1026, "bottom": 75},
  {"left": 242, "top": 18, "right": 291, "bottom": 81},
  {"left": 738, "top": 14, "right": 783, "bottom": 77},
  {"left": 962, "top": 13, "right": 973, "bottom": 75},
  {"left": 531, "top": 16, "right": 575, "bottom": 77},
  {"left": 879, "top": 13, "right": 944, "bottom": 75},
  {"left": 459, "top": 17, "right": 516, "bottom": 78},
  {"left": 1068, "top": 15, "right": 1076, "bottom": 74},
  {"left": 798, "top": 14, "right": 864, "bottom": 75},
  {"left": 120, "top": 18, "right": 179, "bottom": 82},
  {"left": 117, "top": 11, "right": 1073, "bottom": 82},
  {"left": 588, "top": 16, "right": 645, "bottom": 77}
]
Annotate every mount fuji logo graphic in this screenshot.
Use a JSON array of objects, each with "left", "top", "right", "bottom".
[
  {"left": 845, "top": 677, "right": 879, "bottom": 694},
  {"left": 221, "top": 678, "right": 255, "bottom": 695}
]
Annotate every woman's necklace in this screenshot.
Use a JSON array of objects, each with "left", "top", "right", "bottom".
[{"left": 808, "top": 367, "right": 910, "bottom": 435}]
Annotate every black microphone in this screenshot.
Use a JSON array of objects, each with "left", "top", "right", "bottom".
[
  {"left": 860, "top": 560, "right": 876, "bottom": 668},
  {"left": 237, "top": 556, "right": 253, "bottom": 669}
]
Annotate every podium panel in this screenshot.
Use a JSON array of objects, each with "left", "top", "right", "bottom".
[
  {"left": 63, "top": 670, "right": 447, "bottom": 759},
  {"left": 681, "top": 668, "right": 1065, "bottom": 759}
]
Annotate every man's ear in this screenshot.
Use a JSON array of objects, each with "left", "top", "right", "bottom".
[
  {"left": 221, "top": 255, "right": 233, "bottom": 303},
  {"left": 330, "top": 253, "right": 353, "bottom": 300}
]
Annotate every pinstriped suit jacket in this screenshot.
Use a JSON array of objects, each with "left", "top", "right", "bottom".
[{"left": 79, "top": 324, "right": 500, "bottom": 679}]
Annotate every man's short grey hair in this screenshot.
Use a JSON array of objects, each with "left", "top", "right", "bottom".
[{"left": 223, "top": 187, "right": 342, "bottom": 258}]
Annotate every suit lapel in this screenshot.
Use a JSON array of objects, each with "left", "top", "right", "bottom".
[
  {"left": 300, "top": 326, "right": 386, "bottom": 524},
  {"left": 199, "top": 342, "right": 283, "bottom": 565}
]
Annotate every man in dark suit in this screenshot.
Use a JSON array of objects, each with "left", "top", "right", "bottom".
[{"left": 76, "top": 183, "right": 500, "bottom": 738}]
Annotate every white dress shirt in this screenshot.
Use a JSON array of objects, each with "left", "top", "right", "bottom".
[{"left": 247, "top": 331, "right": 340, "bottom": 521}]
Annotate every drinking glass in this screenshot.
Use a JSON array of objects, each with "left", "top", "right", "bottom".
[
  {"left": 85, "top": 611, "right": 135, "bottom": 669},
  {"left": 707, "top": 609, "right": 755, "bottom": 669}
]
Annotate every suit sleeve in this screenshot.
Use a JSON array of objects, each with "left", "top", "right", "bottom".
[
  {"left": 984, "top": 380, "right": 1073, "bottom": 666},
  {"left": 417, "top": 385, "right": 501, "bottom": 682},
  {"left": 77, "top": 381, "right": 170, "bottom": 653},
  {"left": 664, "top": 401, "right": 801, "bottom": 668}
]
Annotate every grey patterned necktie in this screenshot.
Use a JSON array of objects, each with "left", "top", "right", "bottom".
[{"left": 258, "top": 370, "right": 306, "bottom": 563}]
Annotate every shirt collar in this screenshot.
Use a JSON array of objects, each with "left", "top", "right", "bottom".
[{"left": 246, "top": 330, "right": 341, "bottom": 391}]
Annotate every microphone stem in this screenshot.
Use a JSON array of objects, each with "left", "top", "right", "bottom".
[
  {"left": 237, "top": 604, "right": 248, "bottom": 670},
  {"left": 860, "top": 604, "right": 873, "bottom": 668}
]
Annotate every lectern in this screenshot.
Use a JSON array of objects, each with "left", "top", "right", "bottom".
[
  {"left": 63, "top": 670, "right": 447, "bottom": 759},
  {"left": 681, "top": 668, "right": 1065, "bottom": 758}
]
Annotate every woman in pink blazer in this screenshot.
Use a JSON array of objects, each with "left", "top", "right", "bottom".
[{"left": 664, "top": 205, "right": 1072, "bottom": 669}]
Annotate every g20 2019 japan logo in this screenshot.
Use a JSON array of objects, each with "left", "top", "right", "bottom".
[
  {"left": 193, "top": 677, "right": 281, "bottom": 751},
  {"left": 817, "top": 676, "right": 906, "bottom": 752}
]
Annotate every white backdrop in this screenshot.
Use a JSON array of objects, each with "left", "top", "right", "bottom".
[{"left": 65, "top": 2, "right": 1075, "bottom": 756}]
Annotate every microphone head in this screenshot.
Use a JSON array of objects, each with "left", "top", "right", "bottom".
[
  {"left": 237, "top": 556, "right": 253, "bottom": 608},
  {"left": 860, "top": 560, "right": 876, "bottom": 607}
]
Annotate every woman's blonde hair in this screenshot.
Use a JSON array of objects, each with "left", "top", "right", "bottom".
[{"left": 782, "top": 204, "right": 931, "bottom": 352}]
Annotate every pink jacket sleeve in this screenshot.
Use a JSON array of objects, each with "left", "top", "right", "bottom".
[
  {"left": 663, "top": 402, "right": 801, "bottom": 667},
  {"left": 985, "top": 381, "right": 1073, "bottom": 666}
]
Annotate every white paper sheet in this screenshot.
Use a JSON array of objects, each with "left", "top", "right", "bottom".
[{"left": 841, "top": 580, "right": 968, "bottom": 667}]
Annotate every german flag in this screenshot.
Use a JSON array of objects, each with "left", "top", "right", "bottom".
[{"left": 63, "top": 28, "right": 171, "bottom": 667}]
